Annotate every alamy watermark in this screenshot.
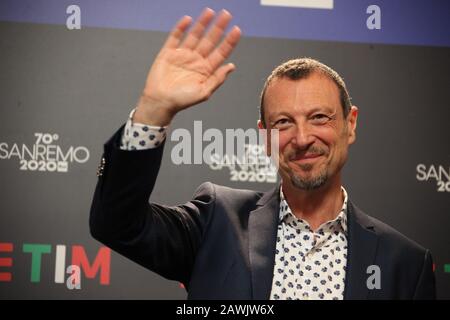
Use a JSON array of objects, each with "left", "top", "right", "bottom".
[{"left": 170, "top": 121, "right": 279, "bottom": 183}]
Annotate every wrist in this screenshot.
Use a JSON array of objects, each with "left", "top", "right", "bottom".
[{"left": 134, "top": 94, "right": 176, "bottom": 126}]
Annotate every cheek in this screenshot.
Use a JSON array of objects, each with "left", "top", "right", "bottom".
[
  {"left": 277, "top": 132, "right": 293, "bottom": 154},
  {"left": 328, "top": 135, "right": 349, "bottom": 162},
  {"left": 316, "top": 123, "right": 336, "bottom": 137},
  {"left": 315, "top": 126, "right": 339, "bottom": 147}
]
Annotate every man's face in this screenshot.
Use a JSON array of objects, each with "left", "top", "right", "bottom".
[{"left": 259, "top": 72, "right": 358, "bottom": 190}]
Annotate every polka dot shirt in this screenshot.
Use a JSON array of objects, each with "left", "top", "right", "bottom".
[
  {"left": 269, "top": 187, "right": 348, "bottom": 300},
  {"left": 120, "top": 109, "right": 167, "bottom": 150}
]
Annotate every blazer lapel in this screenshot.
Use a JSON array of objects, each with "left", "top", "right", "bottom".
[
  {"left": 248, "top": 186, "right": 280, "bottom": 300},
  {"left": 248, "top": 190, "right": 379, "bottom": 300},
  {"left": 344, "top": 201, "right": 379, "bottom": 300}
]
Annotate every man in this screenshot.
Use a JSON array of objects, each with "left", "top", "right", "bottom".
[{"left": 90, "top": 8, "right": 436, "bottom": 299}]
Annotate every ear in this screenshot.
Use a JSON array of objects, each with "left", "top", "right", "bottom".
[
  {"left": 257, "top": 119, "right": 264, "bottom": 130},
  {"left": 257, "top": 119, "right": 271, "bottom": 156},
  {"left": 346, "top": 106, "right": 358, "bottom": 145}
]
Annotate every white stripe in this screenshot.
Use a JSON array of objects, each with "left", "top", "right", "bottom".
[
  {"left": 261, "top": 0, "right": 334, "bottom": 10},
  {"left": 54, "top": 245, "right": 66, "bottom": 283}
]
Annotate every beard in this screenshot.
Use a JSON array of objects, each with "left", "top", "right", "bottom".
[
  {"left": 289, "top": 167, "right": 329, "bottom": 190},
  {"left": 285, "top": 145, "right": 329, "bottom": 190}
]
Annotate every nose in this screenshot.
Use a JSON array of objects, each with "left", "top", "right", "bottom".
[{"left": 291, "top": 123, "right": 315, "bottom": 150}]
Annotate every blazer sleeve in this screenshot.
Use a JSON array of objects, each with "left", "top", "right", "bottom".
[
  {"left": 412, "top": 249, "right": 436, "bottom": 300},
  {"left": 89, "top": 126, "right": 216, "bottom": 286}
]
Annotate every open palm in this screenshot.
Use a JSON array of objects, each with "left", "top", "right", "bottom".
[{"left": 142, "top": 9, "right": 241, "bottom": 113}]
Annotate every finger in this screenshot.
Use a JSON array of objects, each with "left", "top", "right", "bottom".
[
  {"left": 203, "top": 63, "right": 236, "bottom": 96},
  {"left": 208, "top": 26, "right": 241, "bottom": 71},
  {"left": 162, "top": 15, "right": 193, "bottom": 50},
  {"left": 180, "top": 8, "right": 215, "bottom": 49},
  {"left": 195, "top": 9, "right": 232, "bottom": 57}
]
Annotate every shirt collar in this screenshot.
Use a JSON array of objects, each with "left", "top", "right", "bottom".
[{"left": 278, "top": 186, "right": 348, "bottom": 235}]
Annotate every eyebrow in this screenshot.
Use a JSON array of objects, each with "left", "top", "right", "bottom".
[
  {"left": 269, "top": 105, "right": 337, "bottom": 119},
  {"left": 306, "top": 105, "right": 337, "bottom": 114}
]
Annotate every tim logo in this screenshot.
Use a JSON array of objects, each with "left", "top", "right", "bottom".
[
  {"left": 0, "top": 242, "right": 111, "bottom": 290},
  {"left": 0, "top": 132, "right": 90, "bottom": 173}
]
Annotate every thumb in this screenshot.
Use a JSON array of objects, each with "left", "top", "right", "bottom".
[{"left": 206, "top": 63, "right": 236, "bottom": 95}]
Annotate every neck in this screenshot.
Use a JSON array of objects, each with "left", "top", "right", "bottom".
[{"left": 281, "top": 174, "right": 344, "bottom": 231}]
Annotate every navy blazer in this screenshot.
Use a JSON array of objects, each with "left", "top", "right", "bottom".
[{"left": 90, "top": 127, "right": 436, "bottom": 299}]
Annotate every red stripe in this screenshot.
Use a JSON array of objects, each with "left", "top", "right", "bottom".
[
  {"left": 0, "top": 273, "right": 12, "bottom": 281},
  {"left": 0, "top": 258, "right": 12, "bottom": 267},
  {"left": 0, "top": 243, "right": 13, "bottom": 252}
]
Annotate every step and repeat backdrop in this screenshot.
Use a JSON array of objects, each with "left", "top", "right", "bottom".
[{"left": 0, "top": 0, "right": 449, "bottom": 299}]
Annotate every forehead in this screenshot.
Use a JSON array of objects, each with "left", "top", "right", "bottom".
[{"left": 264, "top": 72, "right": 342, "bottom": 116}]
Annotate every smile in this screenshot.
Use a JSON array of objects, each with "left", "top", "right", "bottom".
[{"left": 290, "top": 154, "right": 323, "bottom": 163}]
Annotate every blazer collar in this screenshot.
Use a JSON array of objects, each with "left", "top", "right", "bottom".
[
  {"left": 343, "top": 201, "right": 379, "bottom": 300},
  {"left": 248, "top": 185, "right": 280, "bottom": 300},
  {"left": 248, "top": 185, "right": 380, "bottom": 300}
]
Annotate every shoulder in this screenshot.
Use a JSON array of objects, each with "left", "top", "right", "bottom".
[
  {"left": 351, "top": 202, "right": 430, "bottom": 259},
  {"left": 193, "top": 181, "right": 265, "bottom": 205}
]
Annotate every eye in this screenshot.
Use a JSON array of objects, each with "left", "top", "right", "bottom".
[
  {"left": 311, "top": 114, "right": 331, "bottom": 124},
  {"left": 272, "top": 118, "right": 292, "bottom": 129}
]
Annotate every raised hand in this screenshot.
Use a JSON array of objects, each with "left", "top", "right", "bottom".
[{"left": 134, "top": 8, "right": 241, "bottom": 126}]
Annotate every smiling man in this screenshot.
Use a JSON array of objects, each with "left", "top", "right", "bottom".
[
  {"left": 259, "top": 60, "right": 357, "bottom": 233},
  {"left": 258, "top": 60, "right": 359, "bottom": 299},
  {"left": 89, "top": 8, "right": 436, "bottom": 300}
]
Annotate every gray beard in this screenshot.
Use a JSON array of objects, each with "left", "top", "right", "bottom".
[{"left": 290, "top": 166, "right": 329, "bottom": 190}]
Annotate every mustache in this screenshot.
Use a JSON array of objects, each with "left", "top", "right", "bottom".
[{"left": 287, "top": 146, "right": 327, "bottom": 160}]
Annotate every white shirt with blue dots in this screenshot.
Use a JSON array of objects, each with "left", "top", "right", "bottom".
[
  {"left": 270, "top": 187, "right": 348, "bottom": 300},
  {"left": 120, "top": 109, "right": 167, "bottom": 150}
]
